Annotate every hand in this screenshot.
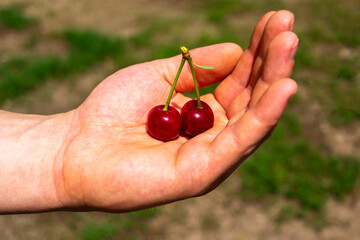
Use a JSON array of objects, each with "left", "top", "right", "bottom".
[{"left": 56, "top": 10, "right": 298, "bottom": 212}]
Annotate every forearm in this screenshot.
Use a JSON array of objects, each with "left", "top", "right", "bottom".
[{"left": 0, "top": 110, "right": 75, "bottom": 213}]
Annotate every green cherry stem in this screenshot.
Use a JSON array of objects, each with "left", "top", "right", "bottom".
[
  {"left": 163, "top": 58, "right": 186, "bottom": 111},
  {"left": 187, "top": 58, "right": 202, "bottom": 109}
]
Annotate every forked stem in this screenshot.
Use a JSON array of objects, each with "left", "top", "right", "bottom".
[
  {"left": 180, "top": 46, "right": 202, "bottom": 109},
  {"left": 163, "top": 46, "right": 206, "bottom": 111}
]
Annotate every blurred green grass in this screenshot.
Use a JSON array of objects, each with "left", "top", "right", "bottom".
[
  {"left": 200, "top": 0, "right": 255, "bottom": 23},
  {"left": 240, "top": 112, "right": 359, "bottom": 226},
  {"left": 0, "top": 30, "right": 125, "bottom": 104},
  {"left": 0, "top": 0, "right": 359, "bottom": 235},
  {"left": 0, "top": 4, "right": 36, "bottom": 29},
  {"left": 80, "top": 209, "right": 158, "bottom": 240}
]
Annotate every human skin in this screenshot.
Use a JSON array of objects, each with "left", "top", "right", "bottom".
[{"left": 0, "top": 10, "right": 298, "bottom": 214}]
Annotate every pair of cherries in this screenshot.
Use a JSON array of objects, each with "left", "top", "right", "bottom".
[{"left": 147, "top": 47, "right": 214, "bottom": 141}]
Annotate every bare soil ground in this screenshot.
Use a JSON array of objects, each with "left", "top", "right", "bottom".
[{"left": 0, "top": 0, "right": 359, "bottom": 239}]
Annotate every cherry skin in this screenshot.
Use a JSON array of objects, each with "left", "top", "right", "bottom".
[
  {"left": 146, "top": 105, "right": 182, "bottom": 141},
  {"left": 181, "top": 100, "right": 214, "bottom": 136}
]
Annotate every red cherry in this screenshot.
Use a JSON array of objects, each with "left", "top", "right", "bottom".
[
  {"left": 181, "top": 100, "right": 214, "bottom": 136},
  {"left": 146, "top": 46, "right": 215, "bottom": 141},
  {"left": 146, "top": 105, "right": 182, "bottom": 141}
]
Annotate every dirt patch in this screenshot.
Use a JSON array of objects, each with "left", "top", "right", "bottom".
[
  {"left": 0, "top": 31, "right": 28, "bottom": 62},
  {"left": 321, "top": 199, "right": 360, "bottom": 240},
  {"left": 1, "top": 59, "right": 115, "bottom": 114},
  {"left": 296, "top": 84, "right": 360, "bottom": 158},
  {"left": 148, "top": 173, "right": 360, "bottom": 240},
  {"left": 0, "top": 29, "right": 68, "bottom": 64},
  {"left": 1, "top": 0, "right": 189, "bottom": 37},
  {"left": 320, "top": 121, "right": 360, "bottom": 158}
]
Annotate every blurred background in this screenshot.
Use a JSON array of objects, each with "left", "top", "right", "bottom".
[{"left": 0, "top": 0, "right": 359, "bottom": 239}]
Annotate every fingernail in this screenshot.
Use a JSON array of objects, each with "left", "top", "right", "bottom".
[{"left": 290, "top": 38, "right": 299, "bottom": 60}]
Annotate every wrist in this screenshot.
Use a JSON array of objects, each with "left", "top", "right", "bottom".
[{"left": 0, "top": 110, "right": 78, "bottom": 213}]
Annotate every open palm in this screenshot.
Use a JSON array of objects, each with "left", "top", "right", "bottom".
[{"left": 58, "top": 11, "right": 298, "bottom": 211}]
